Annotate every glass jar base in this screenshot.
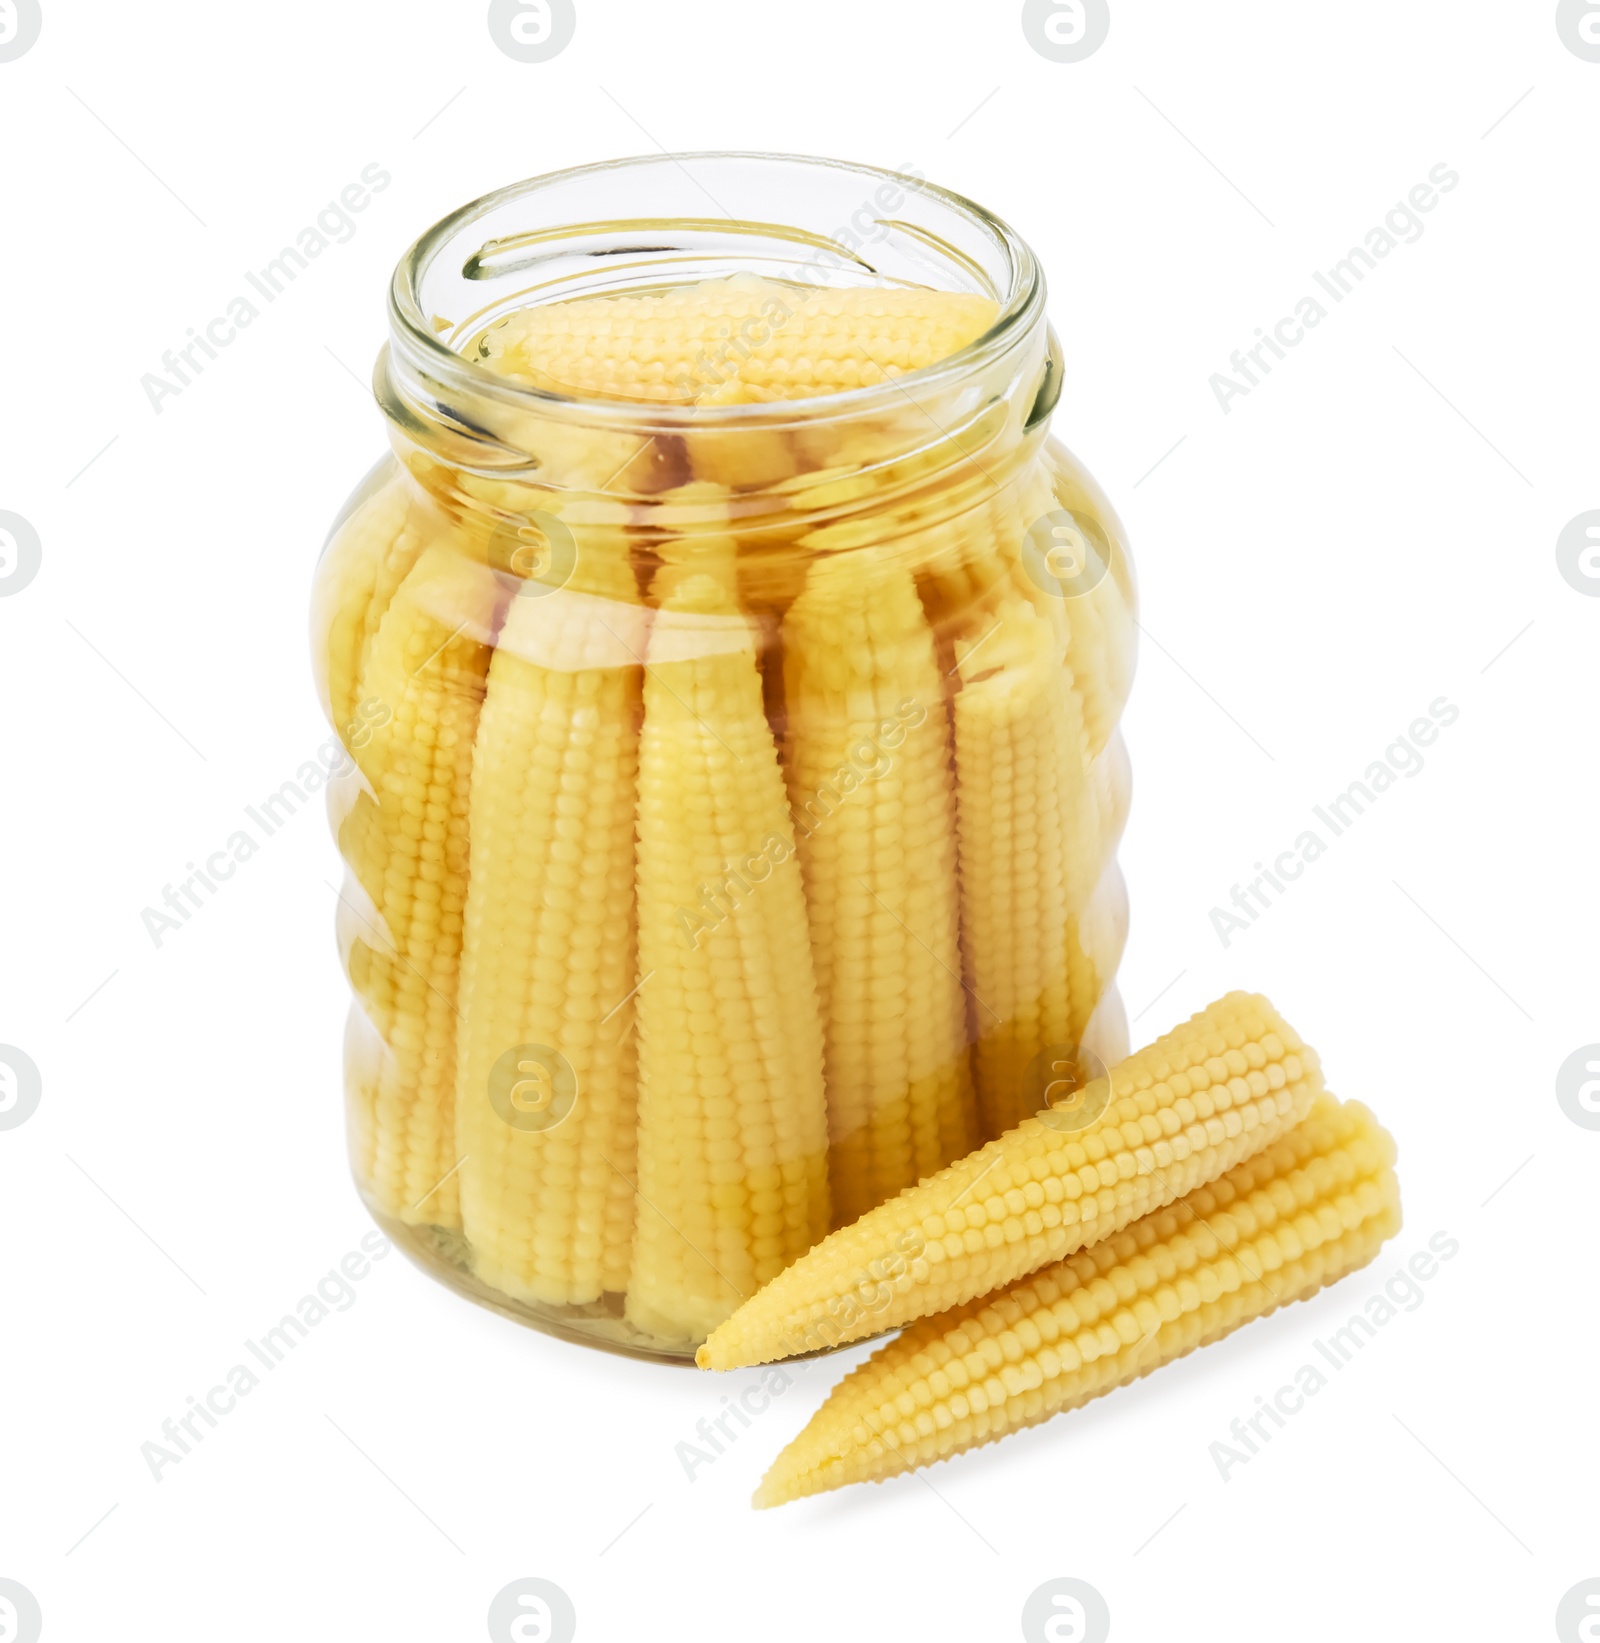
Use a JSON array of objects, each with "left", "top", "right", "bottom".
[
  {"left": 364, "top": 1199, "right": 700, "bottom": 1364},
  {"left": 362, "top": 1194, "right": 895, "bottom": 1367}
]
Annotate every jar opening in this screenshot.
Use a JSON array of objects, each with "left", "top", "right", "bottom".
[{"left": 384, "top": 152, "right": 1046, "bottom": 436}]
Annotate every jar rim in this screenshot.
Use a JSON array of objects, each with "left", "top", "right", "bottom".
[{"left": 386, "top": 150, "right": 1045, "bottom": 432}]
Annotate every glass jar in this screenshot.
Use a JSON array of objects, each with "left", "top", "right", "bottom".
[{"left": 309, "top": 153, "right": 1136, "bottom": 1361}]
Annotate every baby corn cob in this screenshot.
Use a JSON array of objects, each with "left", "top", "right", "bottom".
[
  {"left": 474, "top": 276, "right": 998, "bottom": 405},
  {"left": 952, "top": 592, "right": 1103, "bottom": 1137},
  {"left": 1060, "top": 568, "right": 1127, "bottom": 760},
  {"left": 911, "top": 484, "right": 1027, "bottom": 635},
  {"left": 680, "top": 376, "right": 800, "bottom": 495},
  {"left": 338, "top": 545, "right": 503, "bottom": 1227},
  {"left": 454, "top": 546, "right": 647, "bottom": 1305},
  {"left": 781, "top": 551, "right": 978, "bottom": 1224},
  {"left": 314, "top": 470, "right": 430, "bottom": 741},
  {"left": 627, "top": 558, "right": 832, "bottom": 1344},
  {"left": 697, "top": 993, "right": 1322, "bottom": 1368},
  {"left": 1017, "top": 465, "right": 1135, "bottom": 762},
  {"left": 930, "top": 461, "right": 1131, "bottom": 771},
  {"left": 756, "top": 1093, "right": 1401, "bottom": 1504}
]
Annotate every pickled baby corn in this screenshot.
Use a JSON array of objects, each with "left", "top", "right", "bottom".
[
  {"left": 928, "top": 463, "right": 1132, "bottom": 766},
  {"left": 339, "top": 545, "right": 503, "bottom": 1227},
  {"left": 454, "top": 544, "right": 646, "bottom": 1305},
  {"left": 756, "top": 1093, "right": 1401, "bottom": 1504},
  {"left": 315, "top": 472, "right": 430, "bottom": 741},
  {"left": 952, "top": 593, "right": 1101, "bottom": 1138},
  {"left": 627, "top": 557, "right": 831, "bottom": 1344},
  {"left": 911, "top": 483, "right": 1027, "bottom": 632},
  {"left": 697, "top": 993, "right": 1321, "bottom": 1368},
  {"left": 782, "top": 550, "right": 978, "bottom": 1223},
  {"left": 474, "top": 276, "right": 999, "bottom": 405},
  {"left": 912, "top": 469, "right": 1125, "bottom": 1140},
  {"left": 1014, "top": 466, "right": 1133, "bottom": 762}
]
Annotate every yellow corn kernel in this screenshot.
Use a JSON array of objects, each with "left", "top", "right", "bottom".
[
  {"left": 755, "top": 1093, "right": 1401, "bottom": 1503},
  {"left": 473, "top": 276, "right": 999, "bottom": 404},
  {"left": 781, "top": 551, "right": 979, "bottom": 1224},
  {"left": 455, "top": 555, "right": 648, "bottom": 1305},
  {"left": 696, "top": 992, "right": 1322, "bottom": 1368},
  {"left": 626, "top": 559, "right": 831, "bottom": 1345},
  {"left": 337, "top": 544, "right": 503, "bottom": 1228},
  {"left": 313, "top": 470, "right": 430, "bottom": 743},
  {"left": 952, "top": 594, "right": 1103, "bottom": 1137}
]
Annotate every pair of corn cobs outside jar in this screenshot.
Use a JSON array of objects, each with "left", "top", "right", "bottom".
[{"left": 310, "top": 155, "right": 1137, "bottom": 1359}]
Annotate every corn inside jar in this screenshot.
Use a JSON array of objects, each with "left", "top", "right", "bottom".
[{"left": 309, "top": 154, "right": 1137, "bottom": 1361}]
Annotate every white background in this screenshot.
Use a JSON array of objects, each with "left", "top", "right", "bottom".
[{"left": 2, "top": 3, "right": 1595, "bottom": 1639}]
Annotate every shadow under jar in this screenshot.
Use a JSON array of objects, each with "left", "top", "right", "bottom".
[{"left": 309, "top": 153, "right": 1137, "bottom": 1362}]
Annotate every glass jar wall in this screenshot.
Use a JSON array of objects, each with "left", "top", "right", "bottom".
[{"left": 309, "top": 154, "right": 1136, "bottom": 1360}]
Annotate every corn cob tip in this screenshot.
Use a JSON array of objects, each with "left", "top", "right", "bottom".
[{"left": 698, "top": 991, "right": 1325, "bottom": 1370}]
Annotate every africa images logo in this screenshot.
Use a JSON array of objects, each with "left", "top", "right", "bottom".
[{"left": 0, "top": 0, "right": 43, "bottom": 62}]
